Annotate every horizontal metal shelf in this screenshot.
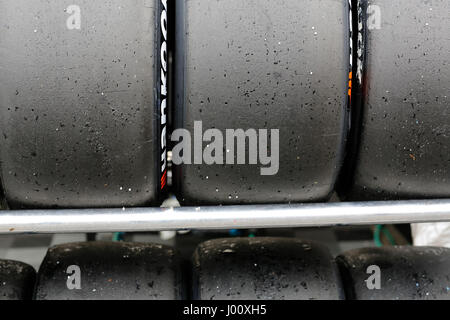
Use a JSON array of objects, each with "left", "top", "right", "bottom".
[{"left": 1, "top": 199, "right": 450, "bottom": 234}]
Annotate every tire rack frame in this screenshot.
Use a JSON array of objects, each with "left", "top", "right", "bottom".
[{"left": 1, "top": 199, "right": 450, "bottom": 234}]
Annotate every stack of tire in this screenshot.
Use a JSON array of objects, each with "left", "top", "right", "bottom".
[
  {"left": 0, "top": 0, "right": 449, "bottom": 300},
  {"left": 1, "top": 239, "right": 450, "bottom": 300}
]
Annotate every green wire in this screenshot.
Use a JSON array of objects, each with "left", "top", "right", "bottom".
[
  {"left": 113, "top": 232, "right": 124, "bottom": 242},
  {"left": 374, "top": 225, "right": 396, "bottom": 247},
  {"left": 382, "top": 226, "right": 396, "bottom": 246},
  {"left": 374, "top": 225, "right": 383, "bottom": 247}
]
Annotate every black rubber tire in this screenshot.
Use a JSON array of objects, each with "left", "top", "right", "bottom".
[
  {"left": 35, "top": 242, "right": 185, "bottom": 300},
  {"left": 337, "top": 246, "right": 450, "bottom": 300},
  {"left": 173, "top": 0, "right": 350, "bottom": 205},
  {"left": 192, "top": 237, "right": 345, "bottom": 300},
  {"left": 348, "top": 0, "right": 450, "bottom": 200},
  {"left": 0, "top": 259, "right": 36, "bottom": 300},
  {"left": 0, "top": 0, "right": 166, "bottom": 208}
]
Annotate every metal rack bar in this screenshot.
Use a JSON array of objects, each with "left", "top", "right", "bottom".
[{"left": 1, "top": 199, "right": 450, "bottom": 234}]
